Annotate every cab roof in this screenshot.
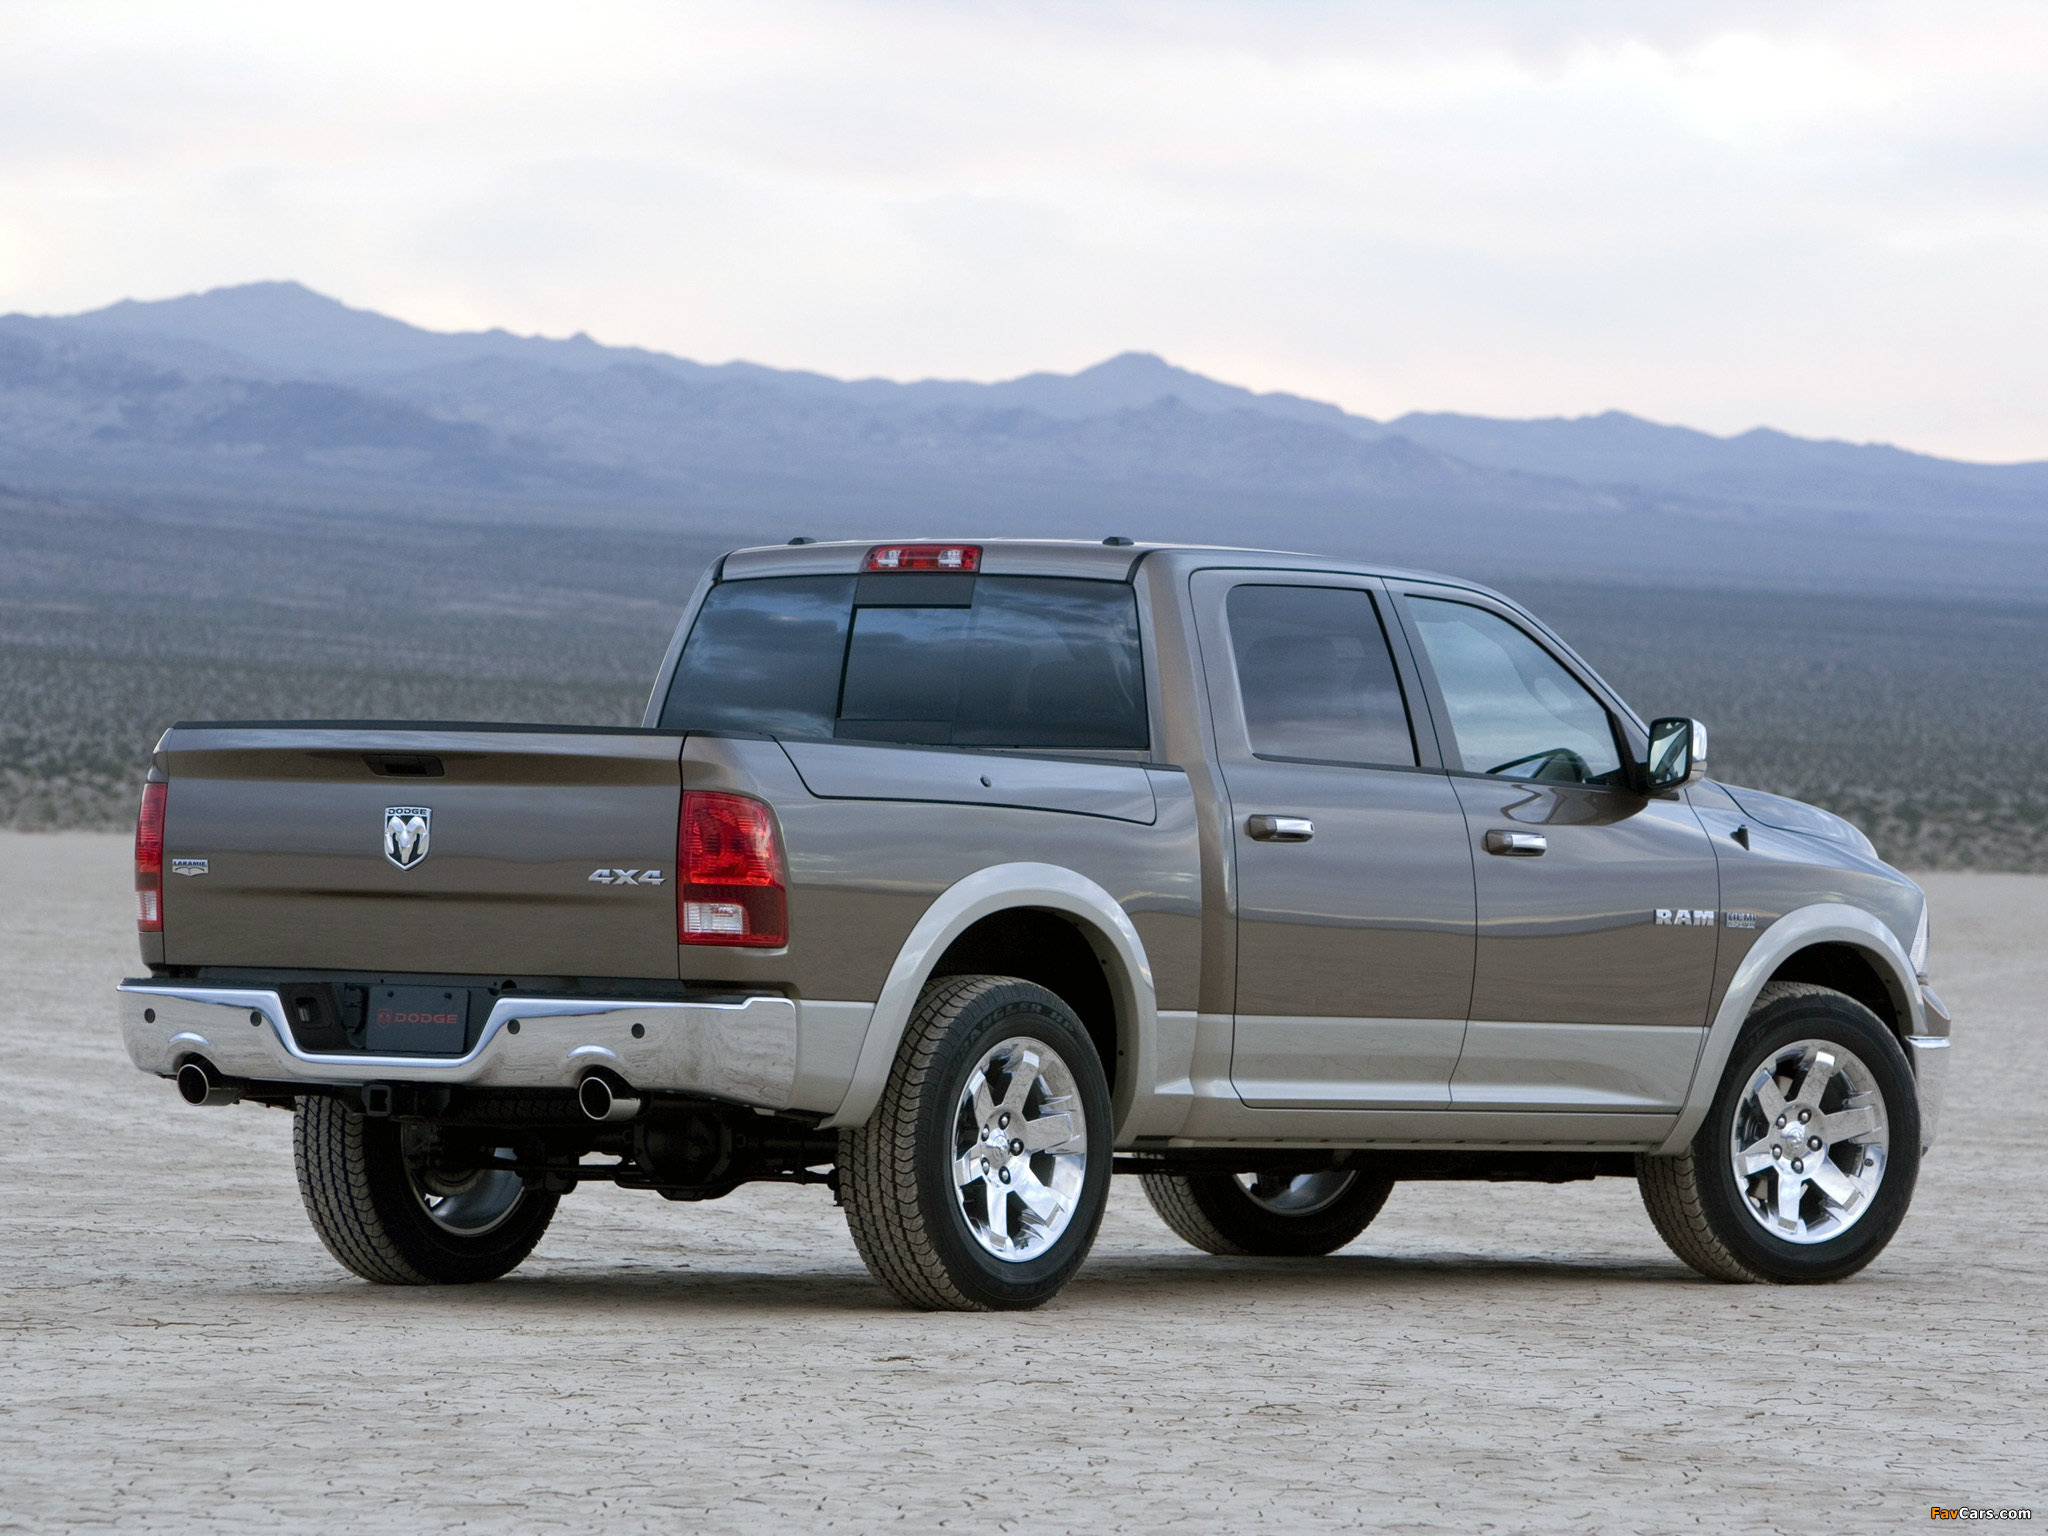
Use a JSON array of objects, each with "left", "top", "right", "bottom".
[{"left": 716, "top": 536, "right": 1481, "bottom": 594}]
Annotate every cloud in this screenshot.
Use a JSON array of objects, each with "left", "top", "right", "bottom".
[{"left": 1, "top": 0, "right": 2045, "bottom": 458}]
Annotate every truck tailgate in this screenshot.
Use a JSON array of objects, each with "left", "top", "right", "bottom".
[{"left": 154, "top": 725, "right": 682, "bottom": 977}]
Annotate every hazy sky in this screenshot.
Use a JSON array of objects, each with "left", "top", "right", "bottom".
[{"left": 3, "top": 1, "right": 2046, "bottom": 460}]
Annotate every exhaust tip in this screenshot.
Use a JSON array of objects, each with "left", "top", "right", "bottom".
[
  {"left": 578, "top": 1073, "right": 642, "bottom": 1123},
  {"left": 176, "top": 1060, "right": 242, "bottom": 1107}
]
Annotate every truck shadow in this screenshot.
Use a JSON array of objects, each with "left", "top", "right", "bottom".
[
  {"left": 275, "top": 1248, "right": 1700, "bottom": 1319},
  {"left": 1073, "top": 1248, "right": 1696, "bottom": 1296}
]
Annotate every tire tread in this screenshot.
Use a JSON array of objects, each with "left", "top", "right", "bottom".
[
  {"left": 292, "top": 1095, "right": 554, "bottom": 1285},
  {"left": 839, "top": 975, "right": 998, "bottom": 1310},
  {"left": 839, "top": 974, "right": 1111, "bottom": 1311},
  {"left": 293, "top": 1094, "right": 431, "bottom": 1284},
  {"left": 1140, "top": 1170, "right": 1393, "bottom": 1257},
  {"left": 1140, "top": 1172, "right": 1246, "bottom": 1255},
  {"left": 1636, "top": 980, "right": 1889, "bottom": 1284}
]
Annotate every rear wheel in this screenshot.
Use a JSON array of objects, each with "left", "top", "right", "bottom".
[
  {"left": 292, "top": 1095, "right": 558, "bottom": 1284},
  {"left": 838, "top": 975, "right": 1113, "bottom": 1311},
  {"left": 1142, "top": 1168, "right": 1394, "bottom": 1256},
  {"left": 1638, "top": 981, "right": 1920, "bottom": 1284}
]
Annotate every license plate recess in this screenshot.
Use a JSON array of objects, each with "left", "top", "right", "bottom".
[{"left": 364, "top": 986, "right": 471, "bottom": 1055}]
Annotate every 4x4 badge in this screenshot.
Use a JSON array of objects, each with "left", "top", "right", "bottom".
[
  {"left": 383, "top": 807, "right": 431, "bottom": 870},
  {"left": 589, "top": 868, "right": 664, "bottom": 886}
]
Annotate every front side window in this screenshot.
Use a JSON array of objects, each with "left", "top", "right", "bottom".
[
  {"left": 1225, "top": 584, "right": 1416, "bottom": 766},
  {"left": 1407, "top": 598, "right": 1624, "bottom": 785},
  {"left": 660, "top": 573, "right": 1147, "bottom": 750}
]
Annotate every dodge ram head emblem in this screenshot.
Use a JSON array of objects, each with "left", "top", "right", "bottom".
[{"left": 383, "top": 807, "right": 432, "bottom": 870}]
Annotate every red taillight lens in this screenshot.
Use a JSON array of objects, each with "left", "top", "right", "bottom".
[
  {"left": 679, "top": 791, "right": 787, "bottom": 947},
  {"left": 863, "top": 543, "right": 981, "bottom": 572},
  {"left": 136, "top": 781, "right": 167, "bottom": 933}
]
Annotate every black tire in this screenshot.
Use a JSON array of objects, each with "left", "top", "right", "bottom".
[
  {"left": 1637, "top": 981, "right": 1920, "bottom": 1284},
  {"left": 838, "top": 974, "right": 1114, "bottom": 1311},
  {"left": 292, "top": 1095, "right": 558, "bottom": 1285},
  {"left": 1141, "top": 1168, "right": 1394, "bottom": 1256}
]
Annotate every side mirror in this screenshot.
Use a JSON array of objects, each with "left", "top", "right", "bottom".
[{"left": 1645, "top": 717, "right": 1708, "bottom": 791}]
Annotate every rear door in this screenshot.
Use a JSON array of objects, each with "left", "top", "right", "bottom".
[
  {"left": 1192, "top": 571, "right": 1475, "bottom": 1109},
  {"left": 1390, "top": 587, "right": 1719, "bottom": 1111}
]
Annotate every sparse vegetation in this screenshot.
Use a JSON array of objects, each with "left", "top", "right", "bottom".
[
  {"left": 4, "top": 493, "right": 2043, "bottom": 871},
  {"left": 0, "top": 491, "right": 707, "bottom": 832},
  {"left": 1517, "top": 580, "right": 2048, "bottom": 872},
  {"left": 0, "top": 640, "right": 651, "bottom": 830}
]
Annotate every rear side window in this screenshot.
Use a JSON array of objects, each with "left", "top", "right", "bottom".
[
  {"left": 1226, "top": 584, "right": 1417, "bottom": 767},
  {"left": 659, "top": 576, "right": 854, "bottom": 739},
  {"left": 660, "top": 574, "right": 1148, "bottom": 750}
]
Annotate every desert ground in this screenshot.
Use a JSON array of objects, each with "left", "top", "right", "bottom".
[{"left": 0, "top": 829, "right": 2039, "bottom": 1533}]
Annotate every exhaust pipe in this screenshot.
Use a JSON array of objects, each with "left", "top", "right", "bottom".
[
  {"left": 176, "top": 1059, "right": 242, "bottom": 1107},
  {"left": 578, "top": 1072, "right": 642, "bottom": 1123}
]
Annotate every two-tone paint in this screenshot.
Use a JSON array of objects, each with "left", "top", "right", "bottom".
[{"left": 120, "top": 538, "right": 1945, "bottom": 1155}]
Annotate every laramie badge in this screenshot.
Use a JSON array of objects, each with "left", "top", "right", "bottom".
[{"left": 383, "top": 806, "right": 432, "bottom": 870}]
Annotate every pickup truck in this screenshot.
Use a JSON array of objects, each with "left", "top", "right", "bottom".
[{"left": 120, "top": 538, "right": 1951, "bottom": 1310}]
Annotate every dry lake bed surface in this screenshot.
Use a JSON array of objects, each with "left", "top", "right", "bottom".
[{"left": 1, "top": 830, "right": 2040, "bottom": 1533}]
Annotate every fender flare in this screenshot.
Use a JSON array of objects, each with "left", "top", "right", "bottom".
[
  {"left": 1654, "top": 901, "right": 1925, "bottom": 1155},
  {"left": 817, "top": 862, "right": 1159, "bottom": 1134}
]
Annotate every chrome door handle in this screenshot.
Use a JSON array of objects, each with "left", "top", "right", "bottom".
[
  {"left": 1483, "top": 829, "right": 1547, "bottom": 856},
  {"left": 1246, "top": 815, "right": 1314, "bottom": 843}
]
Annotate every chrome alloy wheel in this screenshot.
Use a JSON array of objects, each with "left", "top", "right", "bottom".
[
  {"left": 1234, "top": 1171, "right": 1360, "bottom": 1217},
  {"left": 1730, "top": 1038, "right": 1889, "bottom": 1245},
  {"left": 400, "top": 1124, "right": 527, "bottom": 1237},
  {"left": 953, "top": 1036, "right": 1089, "bottom": 1263}
]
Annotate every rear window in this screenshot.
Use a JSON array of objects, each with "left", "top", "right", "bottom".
[{"left": 660, "top": 574, "right": 1148, "bottom": 750}]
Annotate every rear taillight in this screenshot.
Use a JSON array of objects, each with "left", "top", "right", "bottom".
[
  {"left": 863, "top": 543, "right": 981, "bottom": 572},
  {"left": 136, "top": 781, "right": 167, "bottom": 932},
  {"left": 678, "top": 791, "right": 787, "bottom": 948}
]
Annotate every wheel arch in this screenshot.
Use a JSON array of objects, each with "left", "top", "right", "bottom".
[
  {"left": 927, "top": 907, "right": 1126, "bottom": 1106},
  {"left": 1765, "top": 942, "right": 1910, "bottom": 1037},
  {"left": 1655, "top": 903, "right": 1924, "bottom": 1156},
  {"left": 818, "top": 863, "right": 1159, "bottom": 1136}
]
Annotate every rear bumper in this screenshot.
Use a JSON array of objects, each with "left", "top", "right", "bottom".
[{"left": 119, "top": 982, "right": 802, "bottom": 1111}]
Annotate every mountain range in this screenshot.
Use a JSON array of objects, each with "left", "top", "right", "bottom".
[{"left": 4, "top": 281, "right": 2046, "bottom": 592}]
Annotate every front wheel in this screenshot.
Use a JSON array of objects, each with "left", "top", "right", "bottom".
[
  {"left": 1141, "top": 1168, "right": 1394, "bottom": 1256},
  {"left": 293, "top": 1096, "right": 558, "bottom": 1284},
  {"left": 1638, "top": 981, "right": 1921, "bottom": 1284},
  {"left": 838, "top": 975, "right": 1113, "bottom": 1311}
]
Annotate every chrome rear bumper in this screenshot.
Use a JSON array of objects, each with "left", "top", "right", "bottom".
[{"left": 119, "top": 982, "right": 802, "bottom": 1111}]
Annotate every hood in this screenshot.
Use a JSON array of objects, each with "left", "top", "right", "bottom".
[{"left": 1719, "top": 784, "right": 1879, "bottom": 860}]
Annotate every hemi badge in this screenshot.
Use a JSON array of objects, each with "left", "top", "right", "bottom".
[
  {"left": 1725, "top": 911, "right": 1759, "bottom": 929},
  {"left": 170, "top": 858, "right": 209, "bottom": 877}
]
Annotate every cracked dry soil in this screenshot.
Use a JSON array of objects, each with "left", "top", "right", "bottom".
[{"left": 1, "top": 832, "right": 2041, "bottom": 1533}]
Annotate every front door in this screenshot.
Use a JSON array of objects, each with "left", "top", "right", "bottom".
[
  {"left": 1395, "top": 588, "right": 1720, "bottom": 1112},
  {"left": 1193, "top": 572, "right": 1476, "bottom": 1109}
]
